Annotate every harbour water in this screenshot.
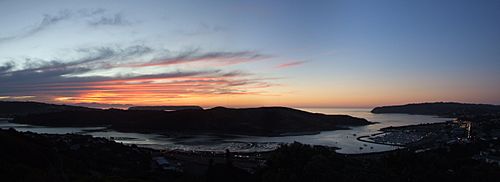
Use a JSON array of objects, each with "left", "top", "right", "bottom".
[{"left": 0, "top": 108, "right": 452, "bottom": 154}]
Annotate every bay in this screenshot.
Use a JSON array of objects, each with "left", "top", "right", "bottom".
[{"left": 0, "top": 108, "right": 452, "bottom": 154}]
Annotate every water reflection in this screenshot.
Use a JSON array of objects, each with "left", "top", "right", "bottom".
[{"left": 0, "top": 108, "right": 452, "bottom": 154}]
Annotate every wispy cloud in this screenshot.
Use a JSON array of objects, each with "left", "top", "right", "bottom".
[
  {"left": 1, "top": 45, "right": 153, "bottom": 77},
  {"left": 0, "top": 10, "right": 72, "bottom": 43},
  {"left": 275, "top": 60, "right": 307, "bottom": 68},
  {"left": 0, "top": 46, "right": 273, "bottom": 104},
  {"left": 129, "top": 49, "right": 270, "bottom": 68},
  {"left": 88, "top": 13, "right": 131, "bottom": 26},
  {"left": 0, "top": 9, "right": 132, "bottom": 43},
  {"left": 30, "top": 11, "right": 72, "bottom": 34},
  {"left": 177, "top": 22, "right": 228, "bottom": 36},
  {"left": 0, "top": 61, "right": 15, "bottom": 73}
]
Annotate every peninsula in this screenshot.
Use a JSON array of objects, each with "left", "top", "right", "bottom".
[
  {"left": 371, "top": 102, "right": 500, "bottom": 117},
  {"left": 9, "top": 102, "right": 372, "bottom": 136}
]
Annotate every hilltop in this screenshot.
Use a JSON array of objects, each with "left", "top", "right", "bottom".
[
  {"left": 128, "top": 105, "right": 203, "bottom": 111},
  {"left": 13, "top": 105, "right": 372, "bottom": 136},
  {"left": 371, "top": 102, "right": 500, "bottom": 117},
  {"left": 0, "top": 101, "right": 98, "bottom": 117}
]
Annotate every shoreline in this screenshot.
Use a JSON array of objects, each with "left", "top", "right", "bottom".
[
  {"left": 4, "top": 119, "right": 350, "bottom": 137},
  {"left": 4, "top": 114, "right": 455, "bottom": 155},
  {"left": 355, "top": 120, "right": 461, "bottom": 150},
  {"left": 3, "top": 120, "right": 444, "bottom": 155},
  {"left": 356, "top": 133, "right": 407, "bottom": 147}
]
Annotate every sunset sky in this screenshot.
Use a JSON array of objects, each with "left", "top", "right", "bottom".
[{"left": 1, "top": 0, "right": 499, "bottom": 108}]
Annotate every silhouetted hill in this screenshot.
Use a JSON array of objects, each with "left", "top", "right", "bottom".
[
  {"left": 129, "top": 105, "right": 203, "bottom": 111},
  {"left": 14, "top": 107, "right": 372, "bottom": 136},
  {"left": 0, "top": 101, "right": 98, "bottom": 117},
  {"left": 0, "top": 129, "right": 175, "bottom": 181},
  {"left": 371, "top": 102, "right": 500, "bottom": 116}
]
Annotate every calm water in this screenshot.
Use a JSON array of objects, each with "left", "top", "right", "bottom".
[{"left": 0, "top": 108, "right": 452, "bottom": 154}]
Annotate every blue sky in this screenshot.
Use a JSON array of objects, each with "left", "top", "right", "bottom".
[{"left": 0, "top": 0, "right": 499, "bottom": 107}]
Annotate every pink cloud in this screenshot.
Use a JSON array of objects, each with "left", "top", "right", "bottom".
[{"left": 275, "top": 61, "right": 307, "bottom": 69}]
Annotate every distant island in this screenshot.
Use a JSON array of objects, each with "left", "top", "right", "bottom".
[
  {"left": 7, "top": 102, "right": 372, "bottom": 136},
  {"left": 371, "top": 102, "right": 500, "bottom": 117},
  {"left": 128, "top": 105, "right": 203, "bottom": 111}
]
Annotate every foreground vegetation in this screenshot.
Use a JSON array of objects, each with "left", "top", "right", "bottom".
[{"left": 258, "top": 142, "right": 499, "bottom": 182}]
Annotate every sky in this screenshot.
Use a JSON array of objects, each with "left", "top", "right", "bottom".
[{"left": 0, "top": 0, "right": 499, "bottom": 108}]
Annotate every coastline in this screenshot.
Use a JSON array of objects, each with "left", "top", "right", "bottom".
[
  {"left": 3, "top": 106, "right": 456, "bottom": 155},
  {"left": 355, "top": 121, "right": 463, "bottom": 150},
  {"left": 356, "top": 133, "right": 406, "bottom": 147}
]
